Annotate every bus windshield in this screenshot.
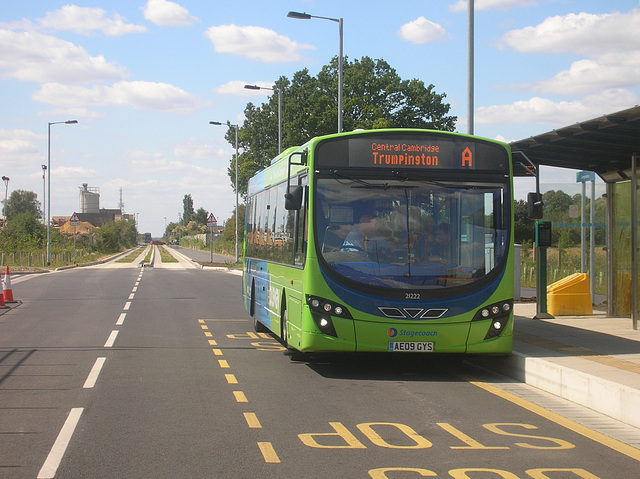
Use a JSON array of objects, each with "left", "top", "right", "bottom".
[{"left": 315, "top": 175, "right": 508, "bottom": 290}]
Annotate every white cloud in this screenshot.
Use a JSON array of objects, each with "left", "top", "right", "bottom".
[
  {"left": 398, "top": 17, "right": 447, "bottom": 44},
  {"left": 532, "top": 52, "right": 640, "bottom": 95},
  {"left": 0, "top": 129, "right": 42, "bottom": 166},
  {"left": 32, "top": 81, "right": 204, "bottom": 114},
  {"left": 173, "top": 139, "right": 227, "bottom": 162},
  {"left": 143, "top": 0, "right": 198, "bottom": 27},
  {"left": 204, "top": 24, "right": 314, "bottom": 63},
  {"left": 0, "top": 29, "right": 127, "bottom": 84},
  {"left": 501, "top": 10, "right": 640, "bottom": 54},
  {"left": 449, "top": 0, "right": 536, "bottom": 12},
  {"left": 476, "top": 88, "right": 639, "bottom": 125},
  {"left": 500, "top": 9, "right": 640, "bottom": 95},
  {"left": 39, "top": 5, "right": 146, "bottom": 36},
  {"left": 215, "top": 80, "right": 271, "bottom": 96}
]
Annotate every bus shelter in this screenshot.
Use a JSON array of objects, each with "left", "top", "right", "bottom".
[{"left": 510, "top": 105, "right": 640, "bottom": 329}]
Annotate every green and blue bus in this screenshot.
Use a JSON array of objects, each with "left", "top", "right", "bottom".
[{"left": 243, "top": 129, "right": 513, "bottom": 354}]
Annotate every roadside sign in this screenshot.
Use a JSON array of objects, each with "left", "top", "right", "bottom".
[
  {"left": 576, "top": 170, "right": 595, "bottom": 183},
  {"left": 206, "top": 213, "right": 217, "bottom": 227},
  {"left": 69, "top": 212, "right": 80, "bottom": 226}
]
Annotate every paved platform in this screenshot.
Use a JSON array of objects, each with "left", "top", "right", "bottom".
[{"left": 494, "top": 302, "right": 640, "bottom": 430}]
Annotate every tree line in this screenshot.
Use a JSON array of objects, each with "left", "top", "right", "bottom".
[
  {"left": 515, "top": 189, "right": 606, "bottom": 247},
  {"left": 0, "top": 190, "right": 137, "bottom": 262}
]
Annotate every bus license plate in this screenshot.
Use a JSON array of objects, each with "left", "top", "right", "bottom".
[{"left": 389, "top": 341, "right": 434, "bottom": 352}]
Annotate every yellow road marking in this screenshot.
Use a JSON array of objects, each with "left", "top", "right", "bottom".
[
  {"left": 218, "top": 359, "right": 229, "bottom": 368},
  {"left": 200, "top": 325, "right": 208, "bottom": 330},
  {"left": 198, "top": 320, "right": 205, "bottom": 324},
  {"left": 244, "top": 412, "right": 262, "bottom": 428},
  {"left": 257, "top": 442, "right": 280, "bottom": 463},
  {"left": 204, "top": 332, "right": 212, "bottom": 337},
  {"left": 212, "top": 349, "right": 223, "bottom": 356},
  {"left": 208, "top": 339, "right": 217, "bottom": 346},
  {"left": 469, "top": 380, "right": 640, "bottom": 462},
  {"left": 200, "top": 319, "right": 248, "bottom": 322},
  {"left": 233, "top": 391, "right": 248, "bottom": 403},
  {"left": 225, "top": 374, "right": 238, "bottom": 384}
]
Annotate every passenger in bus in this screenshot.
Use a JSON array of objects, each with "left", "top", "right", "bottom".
[
  {"left": 341, "top": 214, "right": 377, "bottom": 251},
  {"left": 341, "top": 215, "right": 392, "bottom": 256}
]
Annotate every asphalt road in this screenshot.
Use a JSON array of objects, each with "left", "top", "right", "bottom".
[{"left": 1, "top": 261, "right": 638, "bottom": 478}]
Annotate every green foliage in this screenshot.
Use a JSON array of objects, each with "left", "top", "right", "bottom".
[
  {"left": 4, "top": 190, "right": 41, "bottom": 220},
  {"left": 515, "top": 189, "right": 606, "bottom": 247},
  {"left": 0, "top": 212, "right": 46, "bottom": 252},
  {"left": 95, "top": 220, "right": 137, "bottom": 253},
  {"left": 182, "top": 194, "right": 195, "bottom": 224},
  {"left": 222, "top": 204, "right": 245, "bottom": 244},
  {"left": 513, "top": 199, "right": 535, "bottom": 245},
  {"left": 221, "top": 56, "right": 457, "bottom": 197}
]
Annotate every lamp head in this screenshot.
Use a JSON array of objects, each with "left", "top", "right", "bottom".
[{"left": 287, "top": 11, "right": 311, "bottom": 19}]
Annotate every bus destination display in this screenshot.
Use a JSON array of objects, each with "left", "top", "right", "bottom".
[{"left": 349, "top": 137, "right": 477, "bottom": 170}]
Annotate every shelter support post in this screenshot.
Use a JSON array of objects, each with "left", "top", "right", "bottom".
[{"left": 632, "top": 154, "right": 638, "bottom": 330}]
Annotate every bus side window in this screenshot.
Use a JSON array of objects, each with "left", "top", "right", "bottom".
[{"left": 294, "top": 180, "right": 308, "bottom": 265}]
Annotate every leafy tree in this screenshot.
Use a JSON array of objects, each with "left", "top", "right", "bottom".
[
  {"left": 4, "top": 190, "right": 41, "bottom": 220},
  {"left": 221, "top": 56, "right": 457, "bottom": 197},
  {"left": 513, "top": 199, "right": 535, "bottom": 244},
  {"left": 194, "top": 207, "right": 209, "bottom": 226},
  {"left": 0, "top": 212, "right": 46, "bottom": 252},
  {"left": 222, "top": 204, "right": 245, "bottom": 245},
  {"left": 95, "top": 220, "right": 137, "bottom": 253},
  {"left": 182, "top": 194, "right": 195, "bottom": 225}
]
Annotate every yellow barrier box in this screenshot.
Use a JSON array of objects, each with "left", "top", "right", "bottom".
[{"left": 547, "top": 273, "right": 593, "bottom": 316}]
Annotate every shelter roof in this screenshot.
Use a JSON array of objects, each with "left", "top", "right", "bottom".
[{"left": 509, "top": 105, "right": 640, "bottom": 182}]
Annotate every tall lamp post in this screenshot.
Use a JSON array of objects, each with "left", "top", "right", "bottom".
[
  {"left": 210, "top": 121, "right": 240, "bottom": 263},
  {"left": 47, "top": 120, "right": 78, "bottom": 265},
  {"left": 2, "top": 176, "right": 9, "bottom": 214},
  {"left": 288, "top": 10, "right": 343, "bottom": 133},
  {"left": 244, "top": 84, "right": 282, "bottom": 154},
  {"left": 41, "top": 165, "right": 47, "bottom": 223},
  {"left": 2, "top": 176, "right": 9, "bottom": 222}
]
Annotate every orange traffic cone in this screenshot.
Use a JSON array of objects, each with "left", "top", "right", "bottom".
[
  {"left": 0, "top": 273, "right": 7, "bottom": 309},
  {"left": 3, "top": 266, "right": 16, "bottom": 303}
]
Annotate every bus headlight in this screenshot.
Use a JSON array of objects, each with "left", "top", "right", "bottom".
[
  {"left": 471, "top": 299, "right": 513, "bottom": 340},
  {"left": 306, "top": 295, "right": 352, "bottom": 318},
  {"left": 306, "top": 295, "right": 353, "bottom": 338}
]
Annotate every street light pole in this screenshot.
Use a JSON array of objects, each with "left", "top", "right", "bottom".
[
  {"left": 288, "top": 10, "right": 343, "bottom": 133},
  {"left": 210, "top": 121, "right": 240, "bottom": 263},
  {"left": 244, "top": 84, "right": 282, "bottom": 154},
  {"left": 47, "top": 120, "right": 78, "bottom": 266},
  {"left": 2, "top": 176, "right": 9, "bottom": 220},
  {"left": 41, "top": 165, "right": 47, "bottom": 223}
]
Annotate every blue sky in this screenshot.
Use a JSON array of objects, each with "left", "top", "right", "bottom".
[{"left": 1, "top": 0, "right": 638, "bottom": 236}]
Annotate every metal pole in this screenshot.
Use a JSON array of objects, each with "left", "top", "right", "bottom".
[
  {"left": 590, "top": 178, "right": 595, "bottom": 301},
  {"left": 338, "top": 17, "right": 343, "bottom": 133},
  {"left": 235, "top": 125, "right": 239, "bottom": 263},
  {"left": 606, "top": 181, "right": 614, "bottom": 317},
  {"left": 632, "top": 154, "right": 638, "bottom": 330},
  {"left": 467, "top": 0, "right": 474, "bottom": 135},
  {"left": 277, "top": 88, "right": 282, "bottom": 153},
  {"left": 47, "top": 122, "right": 51, "bottom": 265},
  {"left": 581, "top": 181, "right": 586, "bottom": 273},
  {"left": 42, "top": 166, "right": 46, "bottom": 223}
]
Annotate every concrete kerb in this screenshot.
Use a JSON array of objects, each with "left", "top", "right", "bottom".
[
  {"left": 163, "top": 246, "right": 203, "bottom": 269},
  {"left": 473, "top": 304, "right": 640, "bottom": 430},
  {"left": 55, "top": 246, "right": 141, "bottom": 271}
]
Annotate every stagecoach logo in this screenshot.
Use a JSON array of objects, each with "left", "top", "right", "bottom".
[{"left": 387, "top": 328, "right": 438, "bottom": 338}]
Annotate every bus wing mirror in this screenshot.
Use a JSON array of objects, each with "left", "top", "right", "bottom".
[
  {"left": 527, "top": 192, "right": 543, "bottom": 219},
  {"left": 285, "top": 185, "right": 303, "bottom": 210}
]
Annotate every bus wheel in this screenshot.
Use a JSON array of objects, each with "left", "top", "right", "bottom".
[{"left": 251, "top": 282, "right": 268, "bottom": 333}]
